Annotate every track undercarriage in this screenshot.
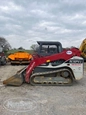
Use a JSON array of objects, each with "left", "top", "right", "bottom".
[{"left": 30, "top": 68, "right": 74, "bottom": 86}]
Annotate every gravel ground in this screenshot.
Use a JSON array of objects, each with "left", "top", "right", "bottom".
[{"left": 0, "top": 63, "right": 86, "bottom": 115}]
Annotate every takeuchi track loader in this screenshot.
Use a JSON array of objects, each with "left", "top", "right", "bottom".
[{"left": 3, "top": 41, "right": 84, "bottom": 86}]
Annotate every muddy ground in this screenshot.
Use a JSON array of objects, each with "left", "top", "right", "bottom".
[{"left": 0, "top": 63, "right": 86, "bottom": 115}]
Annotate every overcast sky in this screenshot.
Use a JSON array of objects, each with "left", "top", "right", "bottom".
[{"left": 0, "top": 0, "right": 86, "bottom": 49}]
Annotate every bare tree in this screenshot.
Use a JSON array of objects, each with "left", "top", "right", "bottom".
[
  {"left": 18, "top": 47, "right": 24, "bottom": 50},
  {"left": 30, "top": 44, "right": 38, "bottom": 51},
  {"left": 0, "top": 37, "right": 11, "bottom": 50}
]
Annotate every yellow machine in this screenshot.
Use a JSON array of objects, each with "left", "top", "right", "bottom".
[
  {"left": 8, "top": 51, "right": 32, "bottom": 65},
  {"left": 79, "top": 38, "right": 86, "bottom": 61}
]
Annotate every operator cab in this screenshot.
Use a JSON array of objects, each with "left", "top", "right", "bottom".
[{"left": 37, "top": 41, "right": 63, "bottom": 56}]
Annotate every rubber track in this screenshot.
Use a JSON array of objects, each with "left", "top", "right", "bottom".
[{"left": 30, "top": 68, "right": 74, "bottom": 86}]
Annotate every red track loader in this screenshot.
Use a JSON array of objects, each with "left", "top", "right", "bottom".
[{"left": 3, "top": 41, "right": 84, "bottom": 86}]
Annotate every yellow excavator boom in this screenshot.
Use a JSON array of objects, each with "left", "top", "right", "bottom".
[{"left": 79, "top": 38, "right": 86, "bottom": 59}]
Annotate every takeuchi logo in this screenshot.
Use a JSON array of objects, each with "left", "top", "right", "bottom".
[{"left": 66, "top": 51, "right": 72, "bottom": 55}]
